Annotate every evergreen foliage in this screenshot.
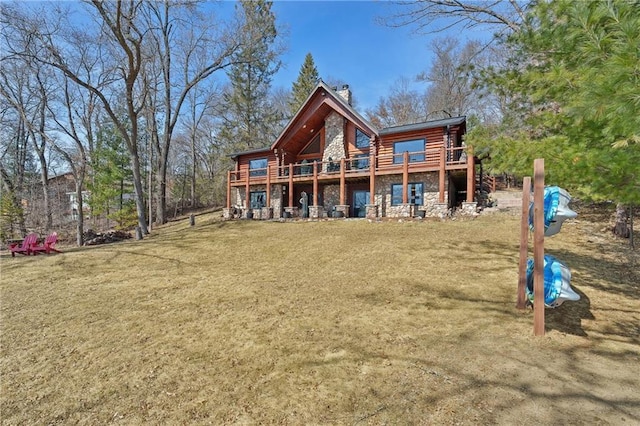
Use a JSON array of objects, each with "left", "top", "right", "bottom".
[
  {"left": 87, "top": 124, "right": 134, "bottom": 218},
  {"left": 470, "top": 0, "right": 640, "bottom": 205},
  {"left": 289, "top": 53, "right": 319, "bottom": 115},
  {"left": 218, "top": 0, "right": 281, "bottom": 153}
]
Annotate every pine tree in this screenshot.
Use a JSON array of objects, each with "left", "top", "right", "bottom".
[
  {"left": 289, "top": 52, "right": 319, "bottom": 115},
  {"left": 218, "top": 0, "right": 282, "bottom": 152},
  {"left": 469, "top": 0, "right": 640, "bottom": 239}
]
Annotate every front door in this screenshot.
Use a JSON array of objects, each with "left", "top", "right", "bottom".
[{"left": 352, "top": 190, "right": 369, "bottom": 218}]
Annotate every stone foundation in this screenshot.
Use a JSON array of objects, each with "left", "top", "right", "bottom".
[
  {"left": 309, "top": 205, "right": 324, "bottom": 219},
  {"left": 365, "top": 204, "right": 378, "bottom": 219},
  {"left": 421, "top": 203, "right": 449, "bottom": 218},
  {"left": 461, "top": 202, "right": 478, "bottom": 216},
  {"left": 260, "top": 207, "right": 273, "bottom": 220}
]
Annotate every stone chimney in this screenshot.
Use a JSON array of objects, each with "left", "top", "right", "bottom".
[{"left": 336, "top": 84, "right": 352, "bottom": 106}]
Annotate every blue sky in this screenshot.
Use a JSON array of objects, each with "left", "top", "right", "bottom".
[{"left": 267, "top": 1, "right": 490, "bottom": 112}]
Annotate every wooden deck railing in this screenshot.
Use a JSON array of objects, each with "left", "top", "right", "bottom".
[{"left": 229, "top": 146, "right": 471, "bottom": 185}]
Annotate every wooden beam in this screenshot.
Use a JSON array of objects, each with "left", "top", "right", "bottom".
[
  {"left": 466, "top": 146, "right": 475, "bottom": 203},
  {"left": 439, "top": 147, "right": 446, "bottom": 203},
  {"left": 266, "top": 165, "right": 271, "bottom": 208},
  {"left": 288, "top": 163, "right": 294, "bottom": 208},
  {"left": 339, "top": 158, "right": 346, "bottom": 205},
  {"left": 313, "top": 161, "right": 318, "bottom": 206},
  {"left": 226, "top": 170, "right": 231, "bottom": 209},
  {"left": 517, "top": 176, "right": 532, "bottom": 310},
  {"left": 533, "top": 159, "right": 545, "bottom": 336},
  {"left": 402, "top": 151, "right": 409, "bottom": 204},
  {"left": 369, "top": 151, "right": 375, "bottom": 205}
]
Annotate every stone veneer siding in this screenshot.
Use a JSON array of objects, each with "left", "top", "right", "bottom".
[
  {"left": 231, "top": 185, "right": 284, "bottom": 218},
  {"left": 322, "top": 111, "right": 346, "bottom": 171},
  {"left": 323, "top": 185, "right": 340, "bottom": 213},
  {"left": 374, "top": 172, "right": 447, "bottom": 218}
]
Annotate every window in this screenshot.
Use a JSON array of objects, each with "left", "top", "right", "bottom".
[
  {"left": 301, "top": 134, "right": 321, "bottom": 155},
  {"left": 391, "top": 183, "right": 424, "bottom": 205},
  {"left": 250, "top": 191, "right": 266, "bottom": 209},
  {"left": 393, "top": 139, "right": 425, "bottom": 164},
  {"left": 249, "top": 158, "right": 267, "bottom": 177},
  {"left": 355, "top": 128, "right": 370, "bottom": 149},
  {"left": 351, "top": 154, "right": 369, "bottom": 170}
]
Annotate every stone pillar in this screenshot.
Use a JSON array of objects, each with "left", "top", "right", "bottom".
[
  {"left": 365, "top": 204, "right": 378, "bottom": 219},
  {"left": 335, "top": 205, "right": 350, "bottom": 218},
  {"left": 222, "top": 208, "right": 233, "bottom": 220},
  {"left": 284, "top": 206, "right": 299, "bottom": 218},
  {"left": 309, "top": 205, "right": 324, "bottom": 219}
]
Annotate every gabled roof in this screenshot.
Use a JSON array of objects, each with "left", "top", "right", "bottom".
[
  {"left": 271, "top": 80, "right": 379, "bottom": 153},
  {"left": 379, "top": 116, "right": 466, "bottom": 136}
]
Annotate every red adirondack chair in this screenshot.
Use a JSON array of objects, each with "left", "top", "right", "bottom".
[
  {"left": 32, "top": 232, "right": 61, "bottom": 255},
  {"left": 9, "top": 233, "right": 38, "bottom": 257}
]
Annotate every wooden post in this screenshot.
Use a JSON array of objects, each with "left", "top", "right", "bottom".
[
  {"left": 339, "top": 158, "right": 346, "bottom": 205},
  {"left": 189, "top": 214, "right": 195, "bottom": 227},
  {"left": 245, "top": 170, "right": 250, "bottom": 209},
  {"left": 439, "top": 147, "right": 446, "bottom": 203},
  {"left": 226, "top": 170, "right": 231, "bottom": 209},
  {"left": 369, "top": 151, "right": 376, "bottom": 205},
  {"left": 533, "top": 159, "right": 545, "bottom": 336},
  {"left": 313, "top": 161, "right": 318, "bottom": 206},
  {"left": 288, "top": 163, "right": 294, "bottom": 208},
  {"left": 466, "top": 146, "right": 475, "bottom": 203},
  {"left": 266, "top": 165, "right": 271, "bottom": 208},
  {"left": 517, "top": 176, "right": 532, "bottom": 309},
  {"left": 402, "top": 151, "right": 409, "bottom": 204}
]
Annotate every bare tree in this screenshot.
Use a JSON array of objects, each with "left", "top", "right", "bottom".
[
  {"left": 141, "top": 0, "right": 253, "bottom": 224},
  {"left": 384, "top": 0, "right": 528, "bottom": 35},
  {"left": 365, "top": 77, "right": 428, "bottom": 128}
]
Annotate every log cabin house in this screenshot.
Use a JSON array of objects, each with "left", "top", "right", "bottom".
[{"left": 224, "top": 81, "right": 478, "bottom": 220}]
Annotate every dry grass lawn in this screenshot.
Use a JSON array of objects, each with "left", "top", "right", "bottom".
[{"left": 1, "top": 209, "right": 639, "bottom": 425}]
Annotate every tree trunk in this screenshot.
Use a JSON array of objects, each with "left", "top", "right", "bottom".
[
  {"left": 156, "top": 152, "right": 168, "bottom": 225},
  {"left": 75, "top": 180, "right": 84, "bottom": 246},
  {"left": 613, "top": 203, "right": 630, "bottom": 238},
  {"left": 129, "top": 152, "right": 149, "bottom": 235}
]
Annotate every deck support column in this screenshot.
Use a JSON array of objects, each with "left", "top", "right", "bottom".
[
  {"left": 466, "top": 146, "right": 475, "bottom": 203},
  {"left": 245, "top": 171, "right": 250, "bottom": 209},
  {"left": 439, "top": 147, "right": 446, "bottom": 203},
  {"left": 369, "top": 151, "right": 376, "bottom": 205},
  {"left": 226, "top": 170, "right": 231, "bottom": 209},
  {"left": 266, "top": 165, "right": 271, "bottom": 208},
  {"left": 402, "top": 151, "right": 409, "bottom": 204},
  {"left": 288, "top": 163, "right": 294, "bottom": 208},
  {"left": 313, "top": 161, "right": 319, "bottom": 206},
  {"left": 339, "top": 158, "right": 346, "bottom": 205}
]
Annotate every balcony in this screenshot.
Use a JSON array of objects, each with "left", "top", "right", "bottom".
[{"left": 229, "top": 146, "right": 470, "bottom": 186}]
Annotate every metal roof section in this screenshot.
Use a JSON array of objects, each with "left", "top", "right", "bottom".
[
  {"left": 379, "top": 116, "right": 466, "bottom": 136},
  {"left": 228, "top": 146, "right": 272, "bottom": 160}
]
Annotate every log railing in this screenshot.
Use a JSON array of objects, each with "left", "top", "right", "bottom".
[{"left": 229, "top": 146, "right": 472, "bottom": 184}]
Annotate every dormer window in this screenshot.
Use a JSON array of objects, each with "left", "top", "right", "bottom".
[{"left": 355, "top": 128, "right": 369, "bottom": 149}]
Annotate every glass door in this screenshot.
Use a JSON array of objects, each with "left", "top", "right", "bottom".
[{"left": 352, "top": 190, "right": 369, "bottom": 218}]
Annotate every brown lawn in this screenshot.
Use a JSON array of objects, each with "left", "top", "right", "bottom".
[{"left": 1, "top": 209, "right": 639, "bottom": 425}]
